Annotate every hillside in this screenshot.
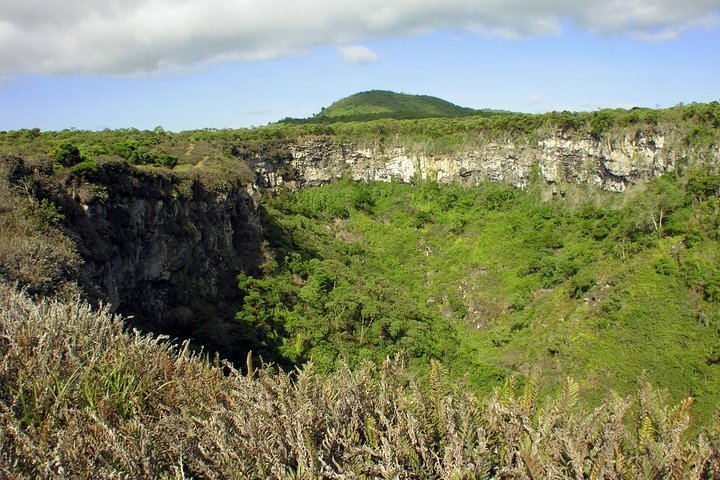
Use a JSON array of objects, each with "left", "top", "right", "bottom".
[
  {"left": 243, "top": 173, "right": 720, "bottom": 423},
  {"left": 283, "top": 90, "right": 508, "bottom": 123}
]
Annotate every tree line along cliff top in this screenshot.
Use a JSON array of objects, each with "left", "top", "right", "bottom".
[{"left": 0, "top": 95, "right": 717, "bottom": 170}]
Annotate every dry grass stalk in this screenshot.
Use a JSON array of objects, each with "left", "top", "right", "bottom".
[{"left": 0, "top": 285, "right": 718, "bottom": 478}]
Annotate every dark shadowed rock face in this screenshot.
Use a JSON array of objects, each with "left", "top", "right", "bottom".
[{"left": 58, "top": 162, "right": 262, "bottom": 360}]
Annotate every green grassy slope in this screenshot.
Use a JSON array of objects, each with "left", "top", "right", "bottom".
[{"left": 242, "top": 172, "right": 720, "bottom": 425}]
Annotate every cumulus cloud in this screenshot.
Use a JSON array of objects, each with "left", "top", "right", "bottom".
[
  {"left": 0, "top": 0, "right": 717, "bottom": 76},
  {"left": 522, "top": 95, "right": 546, "bottom": 106},
  {"left": 339, "top": 45, "right": 379, "bottom": 64}
]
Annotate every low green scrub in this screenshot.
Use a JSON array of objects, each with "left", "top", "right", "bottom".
[
  {"left": 1, "top": 101, "right": 717, "bottom": 167},
  {"left": 49, "top": 141, "right": 83, "bottom": 166},
  {"left": 68, "top": 159, "right": 100, "bottom": 176},
  {"left": 114, "top": 141, "right": 178, "bottom": 168}
]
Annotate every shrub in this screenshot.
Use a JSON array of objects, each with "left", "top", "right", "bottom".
[
  {"left": 590, "top": 110, "right": 613, "bottom": 138},
  {"left": 654, "top": 256, "right": 677, "bottom": 276},
  {"left": 113, "top": 142, "right": 178, "bottom": 168},
  {"left": 351, "top": 186, "right": 375, "bottom": 212},
  {"left": 685, "top": 124, "right": 714, "bottom": 148},
  {"left": 153, "top": 153, "right": 178, "bottom": 169},
  {"left": 705, "top": 273, "right": 720, "bottom": 302},
  {"left": 68, "top": 159, "right": 100, "bottom": 176},
  {"left": 570, "top": 272, "right": 595, "bottom": 298},
  {"left": 34, "top": 198, "right": 64, "bottom": 225},
  {"left": 484, "top": 187, "right": 517, "bottom": 211},
  {"left": 49, "top": 142, "right": 83, "bottom": 167}
]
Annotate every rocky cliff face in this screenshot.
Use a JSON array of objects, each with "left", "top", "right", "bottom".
[
  {"left": 58, "top": 162, "right": 262, "bottom": 360},
  {"left": 251, "top": 131, "right": 712, "bottom": 192}
]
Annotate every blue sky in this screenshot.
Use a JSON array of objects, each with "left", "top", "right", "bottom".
[{"left": 0, "top": 0, "right": 718, "bottom": 132}]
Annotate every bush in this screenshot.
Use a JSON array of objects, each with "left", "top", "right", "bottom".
[
  {"left": 570, "top": 272, "right": 595, "bottom": 298},
  {"left": 685, "top": 125, "right": 714, "bottom": 148},
  {"left": 529, "top": 257, "right": 580, "bottom": 288},
  {"left": 351, "top": 186, "right": 375, "bottom": 212},
  {"left": 113, "top": 142, "right": 178, "bottom": 168},
  {"left": 654, "top": 256, "right": 677, "bottom": 276},
  {"left": 483, "top": 186, "right": 517, "bottom": 211},
  {"left": 68, "top": 159, "right": 100, "bottom": 176},
  {"left": 590, "top": 110, "right": 613, "bottom": 138},
  {"left": 153, "top": 153, "right": 178, "bottom": 169},
  {"left": 50, "top": 142, "right": 83, "bottom": 167},
  {"left": 705, "top": 273, "right": 720, "bottom": 302}
]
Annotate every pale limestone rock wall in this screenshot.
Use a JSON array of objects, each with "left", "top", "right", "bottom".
[{"left": 252, "top": 131, "right": 711, "bottom": 192}]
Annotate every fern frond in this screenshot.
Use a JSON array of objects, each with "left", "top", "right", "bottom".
[
  {"left": 669, "top": 396, "right": 694, "bottom": 424},
  {"left": 520, "top": 438, "right": 544, "bottom": 480},
  {"left": 559, "top": 376, "right": 580, "bottom": 413},
  {"left": 520, "top": 375, "right": 538, "bottom": 417},
  {"left": 499, "top": 376, "right": 517, "bottom": 406},
  {"left": 638, "top": 414, "right": 656, "bottom": 453}
]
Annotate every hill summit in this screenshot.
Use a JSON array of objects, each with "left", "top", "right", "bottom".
[{"left": 285, "top": 90, "right": 508, "bottom": 123}]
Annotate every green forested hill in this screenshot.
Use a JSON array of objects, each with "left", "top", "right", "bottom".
[{"left": 283, "top": 90, "right": 508, "bottom": 123}]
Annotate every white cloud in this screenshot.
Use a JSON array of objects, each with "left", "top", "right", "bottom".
[
  {"left": 339, "top": 45, "right": 379, "bottom": 64},
  {"left": 0, "top": 0, "right": 717, "bottom": 76},
  {"left": 521, "top": 95, "right": 545, "bottom": 106}
]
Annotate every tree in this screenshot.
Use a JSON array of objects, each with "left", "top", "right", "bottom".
[
  {"left": 646, "top": 175, "right": 685, "bottom": 239},
  {"left": 49, "top": 142, "right": 83, "bottom": 167}
]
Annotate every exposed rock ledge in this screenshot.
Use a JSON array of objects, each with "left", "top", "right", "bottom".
[{"left": 251, "top": 132, "right": 716, "bottom": 192}]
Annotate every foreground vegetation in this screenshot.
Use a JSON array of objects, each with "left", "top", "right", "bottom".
[{"left": 1, "top": 285, "right": 719, "bottom": 478}]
